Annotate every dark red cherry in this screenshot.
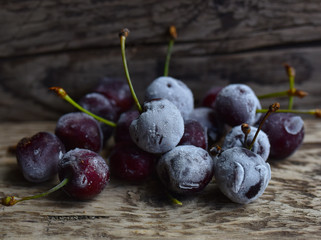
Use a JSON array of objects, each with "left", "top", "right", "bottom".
[
  {"left": 93, "top": 77, "right": 134, "bottom": 114},
  {"left": 16, "top": 132, "right": 65, "bottom": 183},
  {"left": 109, "top": 142, "right": 155, "bottom": 182},
  {"left": 58, "top": 148, "right": 110, "bottom": 200},
  {"left": 55, "top": 112, "right": 103, "bottom": 153}
]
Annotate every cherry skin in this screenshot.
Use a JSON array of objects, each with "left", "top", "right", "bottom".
[
  {"left": 58, "top": 148, "right": 110, "bottom": 200},
  {"left": 109, "top": 142, "right": 156, "bottom": 182},
  {"left": 79, "top": 92, "right": 119, "bottom": 143},
  {"left": 186, "top": 107, "right": 225, "bottom": 144},
  {"left": 114, "top": 110, "right": 140, "bottom": 143},
  {"left": 55, "top": 112, "right": 103, "bottom": 153},
  {"left": 93, "top": 77, "right": 134, "bottom": 115},
  {"left": 145, "top": 76, "right": 194, "bottom": 119},
  {"left": 156, "top": 145, "right": 214, "bottom": 195},
  {"left": 260, "top": 113, "right": 304, "bottom": 159},
  {"left": 178, "top": 120, "right": 208, "bottom": 150},
  {"left": 16, "top": 132, "right": 66, "bottom": 183},
  {"left": 213, "top": 147, "right": 271, "bottom": 204},
  {"left": 223, "top": 125, "right": 270, "bottom": 161},
  {"left": 201, "top": 86, "right": 223, "bottom": 109},
  {"left": 129, "top": 98, "right": 184, "bottom": 154},
  {"left": 214, "top": 84, "right": 261, "bottom": 127}
]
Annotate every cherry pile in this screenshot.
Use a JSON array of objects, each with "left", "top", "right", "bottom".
[{"left": 2, "top": 27, "right": 320, "bottom": 207}]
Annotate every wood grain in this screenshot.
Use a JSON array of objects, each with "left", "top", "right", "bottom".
[
  {"left": 1, "top": 0, "right": 321, "bottom": 57},
  {"left": 0, "top": 120, "right": 320, "bottom": 239},
  {"left": 0, "top": 0, "right": 321, "bottom": 121}
]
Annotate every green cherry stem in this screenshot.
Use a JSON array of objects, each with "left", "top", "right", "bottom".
[
  {"left": 256, "top": 108, "right": 321, "bottom": 118},
  {"left": 164, "top": 25, "right": 177, "bottom": 77},
  {"left": 1, "top": 178, "right": 69, "bottom": 206},
  {"left": 285, "top": 63, "right": 295, "bottom": 110},
  {"left": 119, "top": 29, "right": 142, "bottom": 113},
  {"left": 166, "top": 192, "right": 183, "bottom": 206},
  {"left": 49, "top": 87, "right": 117, "bottom": 127},
  {"left": 249, "top": 102, "right": 280, "bottom": 150},
  {"left": 257, "top": 89, "right": 308, "bottom": 99}
]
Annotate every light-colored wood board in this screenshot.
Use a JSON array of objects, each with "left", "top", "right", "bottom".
[{"left": 0, "top": 120, "right": 320, "bottom": 239}]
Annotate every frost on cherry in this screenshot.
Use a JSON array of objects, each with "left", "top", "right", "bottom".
[
  {"left": 213, "top": 147, "right": 271, "bottom": 204},
  {"left": 145, "top": 76, "right": 194, "bottom": 119},
  {"left": 223, "top": 125, "right": 270, "bottom": 161},
  {"left": 129, "top": 98, "right": 184, "bottom": 154},
  {"left": 156, "top": 145, "right": 214, "bottom": 195}
]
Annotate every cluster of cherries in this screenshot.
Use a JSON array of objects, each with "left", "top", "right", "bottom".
[{"left": 2, "top": 27, "right": 319, "bottom": 207}]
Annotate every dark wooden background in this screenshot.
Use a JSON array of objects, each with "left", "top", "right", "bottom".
[{"left": 1, "top": 0, "right": 321, "bottom": 121}]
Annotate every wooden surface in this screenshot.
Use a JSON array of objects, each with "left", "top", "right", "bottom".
[
  {"left": 1, "top": 0, "right": 321, "bottom": 121},
  {"left": 0, "top": 120, "right": 321, "bottom": 239}
]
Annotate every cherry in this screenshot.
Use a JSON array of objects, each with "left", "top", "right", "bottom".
[
  {"left": 58, "top": 148, "right": 110, "bottom": 200},
  {"left": 186, "top": 107, "right": 225, "bottom": 144},
  {"left": 114, "top": 110, "right": 140, "bottom": 143},
  {"left": 119, "top": 29, "right": 184, "bottom": 154},
  {"left": 156, "top": 145, "right": 214, "bottom": 195},
  {"left": 109, "top": 142, "right": 155, "bottom": 182},
  {"left": 212, "top": 146, "right": 271, "bottom": 204},
  {"left": 201, "top": 86, "right": 223, "bottom": 109},
  {"left": 55, "top": 112, "right": 103, "bottom": 153},
  {"left": 261, "top": 113, "right": 304, "bottom": 159},
  {"left": 223, "top": 124, "right": 270, "bottom": 161},
  {"left": 178, "top": 120, "right": 207, "bottom": 150},
  {"left": 79, "top": 92, "right": 119, "bottom": 143},
  {"left": 129, "top": 98, "right": 184, "bottom": 154},
  {"left": 214, "top": 84, "right": 261, "bottom": 127},
  {"left": 145, "top": 76, "right": 194, "bottom": 119},
  {"left": 1, "top": 148, "right": 110, "bottom": 206},
  {"left": 16, "top": 131, "right": 65, "bottom": 183},
  {"left": 93, "top": 77, "right": 134, "bottom": 115}
]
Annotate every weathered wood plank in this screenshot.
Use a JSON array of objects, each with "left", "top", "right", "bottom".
[
  {"left": 0, "top": 120, "right": 321, "bottom": 239},
  {"left": 0, "top": 43, "right": 320, "bottom": 121},
  {"left": 1, "top": 0, "right": 321, "bottom": 57}
]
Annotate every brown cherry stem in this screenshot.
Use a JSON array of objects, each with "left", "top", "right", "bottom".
[
  {"left": 1, "top": 178, "right": 69, "bottom": 206},
  {"left": 249, "top": 102, "right": 280, "bottom": 150},
  {"left": 49, "top": 87, "right": 117, "bottom": 127},
  {"left": 241, "top": 123, "right": 251, "bottom": 148}
]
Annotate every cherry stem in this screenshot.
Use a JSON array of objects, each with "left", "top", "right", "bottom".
[
  {"left": 249, "top": 102, "right": 280, "bottom": 150},
  {"left": 256, "top": 108, "right": 321, "bottom": 118},
  {"left": 209, "top": 145, "right": 224, "bottom": 156},
  {"left": 284, "top": 63, "right": 296, "bottom": 110},
  {"left": 119, "top": 29, "right": 142, "bottom": 113},
  {"left": 1, "top": 178, "right": 69, "bottom": 206},
  {"left": 49, "top": 87, "right": 117, "bottom": 127},
  {"left": 164, "top": 25, "right": 177, "bottom": 77},
  {"left": 166, "top": 192, "right": 182, "bottom": 206},
  {"left": 241, "top": 123, "right": 251, "bottom": 148},
  {"left": 257, "top": 89, "right": 308, "bottom": 99}
]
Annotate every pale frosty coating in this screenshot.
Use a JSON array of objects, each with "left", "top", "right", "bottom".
[
  {"left": 222, "top": 125, "right": 270, "bottom": 161},
  {"left": 129, "top": 99, "right": 184, "bottom": 154},
  {"left": 214, "top": 147, "right": 271, "bottom": 204},
  {"left": 214, "top": 84, "right": 261, "bottom": 126},
  {"left": 157, "top": 145, "right": 214, "bottom": 194},
  {"left": 145, "top": 76, "right": 194, "bottom": 119}
]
